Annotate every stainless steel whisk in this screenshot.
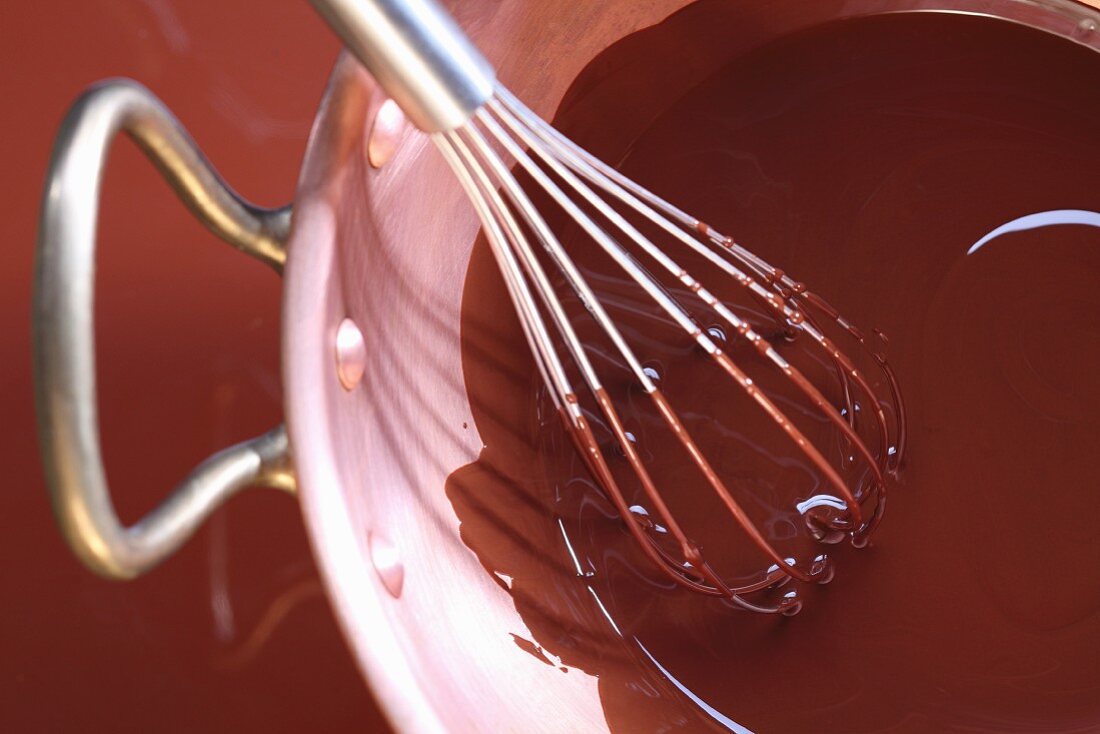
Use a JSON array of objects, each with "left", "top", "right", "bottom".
[{"left": 310, "top": 0, "right": 905, "bottom": 614}]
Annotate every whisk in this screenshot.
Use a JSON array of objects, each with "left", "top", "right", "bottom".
[{"left": 310, "top": 0, "right": 906, "bottom": 614}]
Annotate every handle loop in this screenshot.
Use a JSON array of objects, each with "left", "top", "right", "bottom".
[{"left": 34, "top": 79, "right": 296, "bottom": 580}]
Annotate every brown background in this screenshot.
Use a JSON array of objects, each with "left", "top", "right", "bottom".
[{"left": 0, "top": 1, "right": 391, "bottom": 731}]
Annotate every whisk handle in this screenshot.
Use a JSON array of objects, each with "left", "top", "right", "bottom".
[{"left": 308, "top": 0, "right": 495, "bottom": 132}]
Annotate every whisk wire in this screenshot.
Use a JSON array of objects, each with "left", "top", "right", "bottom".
[
  {"left": 437, "top": 129, "right": 758, "bottom": 605},
  {"left": 432, "top": 88, "right": 904, "bottom": 613},
  {"left": 432, "top": 135, "right": 572, "bottom": 413},
  {"left": 497, "top": 88, "right": 903, "bottom": 474},
  {"left": 446, "top": 128, "right": 814, "bottom": 611},
  {"left": 486, "top": 96, "right": 880, "bottom": 528},
  {"left": 469, "top": 104, "right": 841, "bottom": 584}
]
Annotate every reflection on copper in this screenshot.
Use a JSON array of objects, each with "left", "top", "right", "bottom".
[
  {"left": 336, "top": 317, "right": 368, "bottom": 390},
  {"left": 367, "top": 98, "right": 407, "bottom": 169}
]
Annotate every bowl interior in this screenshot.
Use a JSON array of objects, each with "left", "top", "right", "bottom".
[{"left": 282, "top": 1, "right": 1100, "bottom": 731}]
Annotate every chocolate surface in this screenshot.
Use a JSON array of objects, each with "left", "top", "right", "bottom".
[{"left": 449, "top": 5, "right": 1100, "bottom": 732}]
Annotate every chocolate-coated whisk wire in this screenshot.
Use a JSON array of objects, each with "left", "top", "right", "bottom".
[{"left": 429, "top": 86, "right": 905, "bottom": 614}]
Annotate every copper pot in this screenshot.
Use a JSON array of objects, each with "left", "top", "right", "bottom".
[{"left": 34, "top": 0, "right": 1100, "bottom": 731}]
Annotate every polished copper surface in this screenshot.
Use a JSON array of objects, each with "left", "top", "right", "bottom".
[
  {"left": 282, "top": 1, "right": 1100, "bottom": 731},
  {"left": 2, "top": 2, "right": 389, "bottom": 730}
]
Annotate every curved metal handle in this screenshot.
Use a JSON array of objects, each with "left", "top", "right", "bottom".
[{"left": 34, "top": 79, "right": 297, "bottom": 580}]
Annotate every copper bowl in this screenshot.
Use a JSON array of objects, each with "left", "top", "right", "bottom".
[{"left": 35, "top": 0, "right": 1100, "bottom": 731}]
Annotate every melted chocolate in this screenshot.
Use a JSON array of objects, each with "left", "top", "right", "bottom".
[{"left": 448, "top": 6, "right": 1100, "bottom": 732}]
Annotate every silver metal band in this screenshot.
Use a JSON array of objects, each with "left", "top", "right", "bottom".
[{"left": 308, "top": 0, "right": 495, "bottom": 132}]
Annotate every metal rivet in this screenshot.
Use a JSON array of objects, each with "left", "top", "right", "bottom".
[
  {"left": 367, "top": 99, "right": 405, "bottom": 169},
  {"left": 368, "top": 531, "right": 404, "bottom": 599},
  {"left": 335, "top": 318, "right": 366, "bottom": 391}
]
